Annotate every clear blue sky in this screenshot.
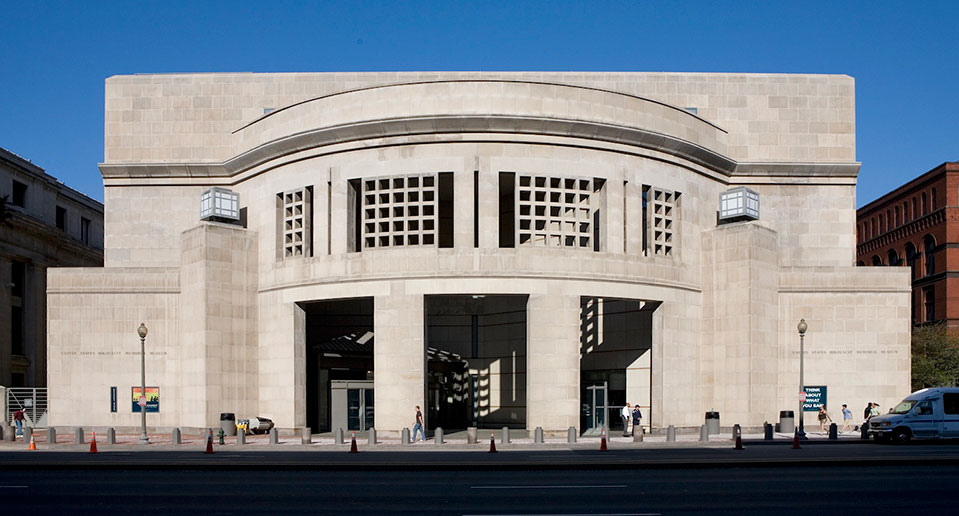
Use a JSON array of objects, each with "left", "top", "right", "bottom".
[{"left": 1, "top": 1, "right": 956, "bottom": 206}]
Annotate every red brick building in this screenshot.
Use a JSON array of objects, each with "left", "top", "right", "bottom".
[{"left": 857, "top": 162, "right": 959, "bottom": 327}]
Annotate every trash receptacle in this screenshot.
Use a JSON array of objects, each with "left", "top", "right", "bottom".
[
  {"left": 705, "top": 411, "right": 720, "bottom": 435},
  {"left": 779, "top": 410, "right": 795, "bottom": 435},
  {"left": 220, "top": 412, "right": 236, "bottom": 436}
]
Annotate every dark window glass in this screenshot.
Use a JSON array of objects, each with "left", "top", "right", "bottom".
[
  {"left": 924, "top": 236, "right": 935, "bottom": 276},
  {"left": 81, "top": 217, "right": 91, "bottom": 244},
  {"left": 943, "top": 393, "right": 959, "bottom": 415},
  {"left": 11, "top": 261, "right": 24, "bottom": 298},
  {"left": 924, "top": 286, "right": 935, "bottom": 322},
  {"left": 438, "top": 172, "right": 454, "bottom": 248},
  {"left": 498, "top": 172, "right": 515, "bottom": 248},
  {"left": 11, "top": 180, "right": 26, "bottom": 207},
  {"left": 56, "top": 206, "right": 67, "bottom": 230}
]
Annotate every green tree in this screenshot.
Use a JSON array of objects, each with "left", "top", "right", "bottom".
[
  {"left": 0, "top": 194, "right": 12, "bottom": 227},
  {"left": 912, "top": 324, "right": 959, "bottom": 390}
]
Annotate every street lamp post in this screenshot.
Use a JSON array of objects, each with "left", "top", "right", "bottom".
[
  {"left": 137, "top": 323, "right": 149, "bottom": 445},
  {"left": 797, "top": 318, "right": 808, "bottom": 440}
]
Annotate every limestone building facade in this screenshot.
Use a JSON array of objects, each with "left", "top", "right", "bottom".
[
  {"left": 47, "top": 72, "right": 911, "bottom": 434},
  {"left": 1, "top": 147, "right": 103, "bottom": 388}
]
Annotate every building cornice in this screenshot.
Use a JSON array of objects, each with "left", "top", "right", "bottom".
[{"left": 99, "top": 115, "right": 859, "bottom": 182}]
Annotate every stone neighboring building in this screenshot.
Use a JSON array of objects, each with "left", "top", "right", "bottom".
[
  {"left": 856, "top": 161, "right": 959, "bottom": 327},
  {"left": 1, "top": 147, "right": 103, "bottom": 387},
  {"left": 47, "top": 72, "right": 910, "bottom": 435}
]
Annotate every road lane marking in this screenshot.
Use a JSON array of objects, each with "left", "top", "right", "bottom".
[{"left": 470, "top": 485, "right": 628, "bottom": 489}]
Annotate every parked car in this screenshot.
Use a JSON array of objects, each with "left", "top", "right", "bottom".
[{"left": 869, "top": 387, "right": 959, "bottom": 442}]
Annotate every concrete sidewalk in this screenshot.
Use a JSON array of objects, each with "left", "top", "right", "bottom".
[{"left": 0, "top": 427, "right": 865, "bottom": 452}]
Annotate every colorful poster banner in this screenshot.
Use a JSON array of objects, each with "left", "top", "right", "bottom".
[{"left": 131, "top": 386, "right": 160, "bottom": 413}]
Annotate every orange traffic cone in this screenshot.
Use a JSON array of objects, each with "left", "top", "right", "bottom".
[
  {"left": 489, "top": 432, "right": 497, "bottom": 453},
  {"left": 792, "top": 430, "right": 801, "bottom": 449},
  {"left": 205, "top": 429, "right": 214, "bottom": 454},
  {"left": 28, "top": 434, "right": 37, "bottom": 450},
  {"left": 600, "top": 428, "right": 608, "bottom": 451},
  {"left": 90, "top": 431, "right": 98, "bottom": 453},
  {"left": 349, "top": 432, "right": 358, "bottom": 453}
]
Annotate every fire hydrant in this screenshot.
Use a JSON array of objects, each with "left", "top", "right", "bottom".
[{"left": 218, "top": 428, "right": 225, "bottom": 445}]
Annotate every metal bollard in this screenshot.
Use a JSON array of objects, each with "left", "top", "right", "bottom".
[
  {"left": 107, "top": 427, "right": 116, "bottom": 445},
  {"left": 75, "top": 427, "right": 84, "bottom": 445},
  {"left": 172, "top": 428, "right": 181, "bottom": 445},
  {"left": 467, "top": 427, "right": 477, "bottom": 444},
  {"left": 435, "top": 427, "right": 444, "bottom": 444},
  {"left": 237, "top": 428, "right": 246, "bottom": 445},
  {"left": 829, "top": 423, "right": 838, "bottom": 440},
  {"left": 699, "top": 424, "right": 709, "bottom": 442},
  {"left": 633, "top": 426, "right": 644, "bottom": 442},
  {"left": 301, "top": 427, "right": 312, "bottom": 445},
  {"left": 764, "top": 422, "right": 773, "bottom": 440},
  {"left": 501, "top": 426, "right": 510, "bottom": 445},
  {"left": 269, "top": 428, "right": 279, "bottom": 445},
  {"left": 47, "top": 427, "right": 57, "bottom": 444},
  {"left": 401, "top": 427, "right": 411, "bottom": 445},
  {"left": 368, "top": 428, "right": 376, "bottom": 445},
  {"left": 860, "top": 422, "right": 869, "bottom": 440},
  {"left": 667, "top": 425, "right": 676, "bottom": 442},
  {"left": 335, "top": 428, "right": 344, "bottom": 445},
  {"left": 6, "top": 425, "right": 15, "bottom": 442},
  {"left": 568, "top": 426, "right": 577, "bottom": 443},
  {"left": 24, "top": 426, "right": 33, "bottom": 443},
  {"left": 534, "top": 427, "right": 544, "bottom": 444},
  {"left": 732, "top": 424, "right": 741, "bottom": 441}
]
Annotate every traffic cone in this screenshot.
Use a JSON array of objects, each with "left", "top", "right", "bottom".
[
  {"left": 792, "top": 430, "right": 801, "bottom": 449},
  {"left": 349, "top": 432, "right": 358, "bottom": 453},
  {"left": 89, "top": 431, "right": 98, "bottom": 453},
  {"left": 28, "top": 434, "right": 36, "bottom": 450},
  {"left": 205, "top": 429, "right": 214, "bottom": 454},
  {"left": 600, "top": 428, "right": 608, "bottom": 451},
  {"left": 489, "top": 432, "right": 497, "bottom": 453},
  {"left": 735, "top": 433, "right": 743, "bottom": 450}
]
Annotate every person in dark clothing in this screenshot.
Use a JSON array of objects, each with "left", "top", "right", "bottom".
[{"left": 632, "top": 405, "right": 643, "bottom": 435}]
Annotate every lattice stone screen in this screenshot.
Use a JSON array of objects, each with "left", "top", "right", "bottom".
[
  {"left": 516, "top": 175, "right": 599, "bottom": 249},
  {"left": 362, "top": 174, "right": 436, "bottom": 248},
  {"left": 279, "top": 187, "right": 311, "bottom": 258},
  {"left": 650, "top": 188, "right": 678, "bottom": 256}
]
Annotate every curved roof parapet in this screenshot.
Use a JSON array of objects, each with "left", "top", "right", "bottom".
[{"left": 228, "top": 80, "right": 732, "bottom": 174}]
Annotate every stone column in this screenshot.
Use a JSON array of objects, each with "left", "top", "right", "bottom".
[
  {"left": 374, "top": 282, "right": 425, "bottom": 435},
  {"left": 526, "top": 290, "right": 580, "bottom": 432}
]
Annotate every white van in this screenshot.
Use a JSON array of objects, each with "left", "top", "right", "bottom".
[{"left": 869, "top": 387, "right": 959, "bottom": 442}]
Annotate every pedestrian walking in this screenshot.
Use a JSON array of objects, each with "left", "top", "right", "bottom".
[
  {"left": 412, "top": 405, "right": 425, "bottom": 442},
  {"left": 632, "top": 405, "right": 643, "bottom": 435},
  {"left": 13, "top": 409, "right": 25, "bottom": 438},
  {"left": 859, "top": 402, "right": 873, "bottom": 431},
  {"left": 840, "top": 404, "right": 853, "bottom": 433},
  {"left": 817, "top": 405, "right": 832, "bottom": 434},
  {"left": 621, "top": 403, "right": 631, "bottom": 436}
]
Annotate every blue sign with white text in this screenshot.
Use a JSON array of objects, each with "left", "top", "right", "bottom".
[{"left": 803, "top": 386, "right": 827, "bottom": 412}]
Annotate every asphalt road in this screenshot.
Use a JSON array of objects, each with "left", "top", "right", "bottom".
[{"left": 2, "top": 464, "right": 956, "bottom": 515}]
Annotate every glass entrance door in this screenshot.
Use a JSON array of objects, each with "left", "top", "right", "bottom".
[
  {"left": 583, "top": 382, "right": 608, "bottom": 433},
  {"left": 347, "top": 388, "right": 374, "bottom": 431}
]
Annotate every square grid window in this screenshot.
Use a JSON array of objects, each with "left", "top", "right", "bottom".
[
  {"left": 516, "top": 175, "right": 596, "bottom": 249},
  {"left": 281, "top": 188, "right": 308, "bottom": 258},
  {"left": 651, "top": 188, "right": 679, "bottom": 256},
  {"left": 362, "top": 174, "right": 436, "bottom": 248}
]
